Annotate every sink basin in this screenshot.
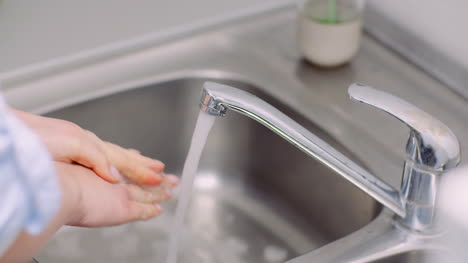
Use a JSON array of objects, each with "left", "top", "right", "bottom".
[{"left": 37, "top": 78, "right": 378, "bottom": 263}]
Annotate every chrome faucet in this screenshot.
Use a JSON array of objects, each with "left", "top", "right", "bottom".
[{"left": 199, "top": 81, "right": 460, "bottom": 262}]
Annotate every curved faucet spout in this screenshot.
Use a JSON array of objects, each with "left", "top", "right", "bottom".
[{"left": 199, "top": 81, "right": 405, "bottom": 217}]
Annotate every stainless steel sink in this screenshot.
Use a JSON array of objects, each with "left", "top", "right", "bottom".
[
  {"left": 372, "top": 252, "right": 425, "bottom": 263},
  {"left": 38, "top": 78, "right": 378, "bottom": 263},
  {"left": 4, "top": 6, "right": 467, "bottom": 263}
]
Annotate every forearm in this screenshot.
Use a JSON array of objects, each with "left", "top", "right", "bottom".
[{"left": 0, "top": 163, "right": 79, "bottom": 263}]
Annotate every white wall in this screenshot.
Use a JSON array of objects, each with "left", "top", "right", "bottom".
[{"left": 369, "top": 0, "right": 468, "bottom": 69}]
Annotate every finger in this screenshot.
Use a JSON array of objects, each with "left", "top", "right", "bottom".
[
  {"left": 124, "top": 146, "right": 165, "bottom": 173},
  {"left": 125, "top": 202, "right": 163, "bottom": 222},
  {"left": 84, "top": 132, "right": 164, "bottom": 184},
  {"left": 126, "top": 150, "right": 166, "bottom": 173},
  {"left": 163, "top": 174, "right": 179, "bottom": 187},
  {"left": 110, "top": 166, "right": 128, "bottom": 183},
  {"left": 71, "top": 131, "right": 117, "bottom": 183},
  {"left": 104, "top": 142, "right": 163, "bottom": 186},
  {"left": 139, "top": 155, "right": 165, "bottom": 173},
  {"left": 123, "top": 164, "right": 163, "bottom": 186},
  {"left": 143, "top": 174, "right": 177, "bottom": 202},
  {"left": 126, "top": 184, "right": 169, "bottom": 203},
  {"left": 144, "top": 186, "right": 172, "bottom": 202},
  {"left": 128, "top": 148, "right": 140, "bottom": 154}
]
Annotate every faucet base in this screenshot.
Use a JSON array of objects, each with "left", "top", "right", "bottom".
[{"left": 286, "top": 209, "right": 440, "bottom": 263}]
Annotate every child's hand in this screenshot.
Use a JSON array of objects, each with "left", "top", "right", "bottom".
[
  {"left": 57, "top": 162, "right": 176, "bottom": 227},
  {"left": 13, "top": 109, "right": 165, "bottom": 186}
]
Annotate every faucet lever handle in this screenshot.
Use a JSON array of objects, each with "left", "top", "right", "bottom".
[{"left": 348, "top": 83, "right": 460, "bottom": 170}]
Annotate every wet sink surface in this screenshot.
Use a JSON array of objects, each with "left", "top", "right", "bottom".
[{"left": 38, "top": 78, "right": 378, "bottom": 263}]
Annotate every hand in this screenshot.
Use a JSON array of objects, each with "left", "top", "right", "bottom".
[
  {"left": 57, "top": 162, "right": 177, "bottom": 227},
  {"left": 0, "top": 111, "right": 179, "bottom": 263},
  {"left": 0, "top": 162, "right": 178, "bottom": 263},
  {"left": 12, "top": 109, "right": 165, "bottom": 186}
]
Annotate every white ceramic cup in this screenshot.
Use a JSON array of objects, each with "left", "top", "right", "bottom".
[{"left": 297, "top": 0, "right": 363, "bottom": 67}]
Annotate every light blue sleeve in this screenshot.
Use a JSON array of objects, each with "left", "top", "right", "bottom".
[{"left": 0, "top": 94, "right": 61, "bottom": 256}]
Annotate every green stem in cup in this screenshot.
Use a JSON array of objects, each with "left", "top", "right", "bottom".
[{"left": 328, "top": 0, "right": 337, "bottom": 23}]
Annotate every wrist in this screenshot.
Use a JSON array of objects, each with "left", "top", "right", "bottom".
[{"left": 54, "top": 163, "right": 84, "bottom": 226}]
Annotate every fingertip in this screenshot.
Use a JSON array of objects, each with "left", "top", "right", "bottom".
[
  {"left": 166, "top": 174, "right": 179, "bottom": 186},
  {"left": 143, "top": 204, "right": 162, "bottom": 220},
  {"left": 163, "top": 188, "right": 172, "bottom": 201},
  {"left": 129, "top": 202, "right": 160, "bottom": 221},
  {"left": 155, "top": 204, "right": 163, "bottom": 213},
  {"left": 141, "top": 173, "right": 163, "bottom": 186},
  {"left": 128, "top": 148, "right": 141, "bottom": 154},
  {"left": 149, "top": 161, "right": 165, "bottom": 172}
]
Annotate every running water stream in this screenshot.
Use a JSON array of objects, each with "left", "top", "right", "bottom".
[{"left": 166, "top": 110, "right": 216, "bottom": 263}]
